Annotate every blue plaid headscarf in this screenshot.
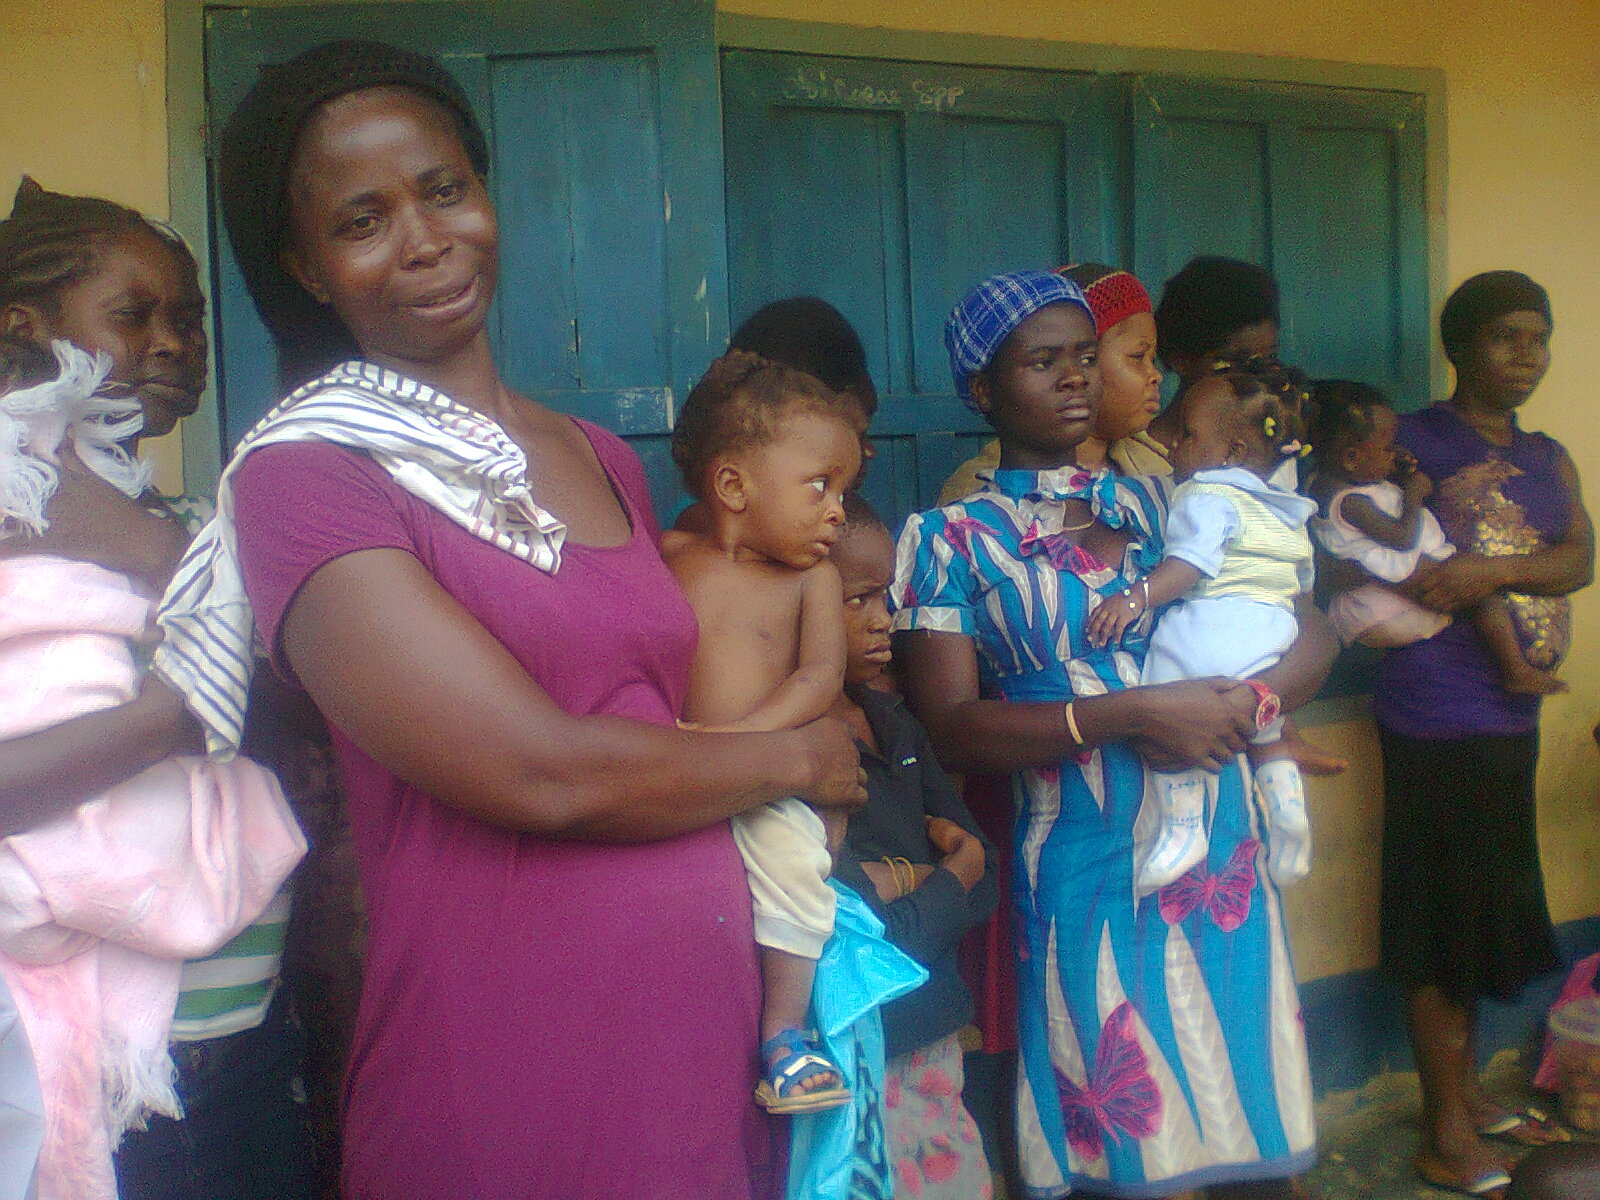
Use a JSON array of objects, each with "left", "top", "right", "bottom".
[{"left": 945, "top": 270, "right": 1093, "bottom": 408}]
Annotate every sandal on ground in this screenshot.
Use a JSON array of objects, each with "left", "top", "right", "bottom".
[
  {"left": 754, "top": 1028, "right": 851, "bottom": 1115},
  {"left": 1416, "top": 1152, "right": 1512, "bottom": 1197},
  {"left": 1477, "top": 1105, "right": 1572, "bottom": 1146}
]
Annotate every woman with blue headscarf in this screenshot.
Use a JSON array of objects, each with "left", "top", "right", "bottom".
[{"left": 892, "top": 270, "right": 1334, "bottom": 1198}]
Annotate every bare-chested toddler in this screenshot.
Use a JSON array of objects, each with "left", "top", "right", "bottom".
[{"left": 663, "top": 350, "right": 864, "bottom": 1115}]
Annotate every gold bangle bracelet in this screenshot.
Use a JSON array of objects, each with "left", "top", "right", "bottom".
[
  {"left": 882, "top": 855, "right": 914, "bottom": 899},
  {"left": 1064, "top": 700, "right": 1085, "bottom": 748},
  {"left": 893, "top": 857, "right": 914, "bottom": 896}
]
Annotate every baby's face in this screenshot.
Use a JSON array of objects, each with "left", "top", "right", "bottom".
[
  {"left": 1171, "top": 377, "right": 1238, "bottom": 481},
  {"left": 1343, "top": 406, "right": 1400, "bottom": 484},
  {"left": 736, "top": 410, "right": 861, "bottom": 570}
]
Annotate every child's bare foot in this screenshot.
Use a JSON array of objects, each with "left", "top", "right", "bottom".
[{"left": 1501, "top": 659, "right": 1568, "bottom": 695}]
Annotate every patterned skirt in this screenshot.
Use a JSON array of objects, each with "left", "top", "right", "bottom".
[{"left": 883, "top": 1034, "right": 993, "bottom": 1199}]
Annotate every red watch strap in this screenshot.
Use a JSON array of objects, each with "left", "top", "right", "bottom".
[{"left": 1244, "top": 679, "right": 1282, "bottom": 730}]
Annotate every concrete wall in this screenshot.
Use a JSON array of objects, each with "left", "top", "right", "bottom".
[{"left": 3, "top": 0, "right": 1598, "bottom": 986}]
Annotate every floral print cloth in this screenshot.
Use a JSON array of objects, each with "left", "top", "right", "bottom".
[{"left": 883, "top": 1034, "right": 992, "bottom": 1199}]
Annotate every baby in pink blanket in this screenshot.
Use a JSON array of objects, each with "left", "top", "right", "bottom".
[{"left": 0, "top": 342, "right": 305, "bottom": 1200}]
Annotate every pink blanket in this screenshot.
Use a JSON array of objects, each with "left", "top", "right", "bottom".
[{"left": 0, "top": 557, "right": 306, "bottom": 1200}]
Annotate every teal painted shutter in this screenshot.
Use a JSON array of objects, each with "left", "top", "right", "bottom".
[
  {"left": 203, "top": 0, "right": 724, "bottom": 515},
  {"left": 1131, "top": 75, "right": 1429, "bottom": 410},
  {"left": 721, "top": 50, "right": 1123, "bottom": 526}
]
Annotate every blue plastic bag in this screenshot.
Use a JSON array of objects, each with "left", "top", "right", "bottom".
[{"left": 786, "top": 880, "right": 928, "bottom": 1200}]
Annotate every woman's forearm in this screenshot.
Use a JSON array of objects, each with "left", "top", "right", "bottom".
[
  {"left": 914, "top": 695, "right": 1093, "bottom": 776},
  {"left": 484, "top": 718, "right": 839, "bottom": 842},
  {"left": 900, "top": 628, "right": 1255, "bottom": 776},
  {"left": 1492, "top": 543, "right": 1594, "bottom": 597},
  {"left": 282, "top": 549, "right": 861, "bottom": 843},
  {"left": 0, "top": 683, "right": 200, "bottom": 837}
]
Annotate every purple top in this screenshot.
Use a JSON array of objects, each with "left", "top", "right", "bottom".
[
  {"left": 1373, "top": 402, "right": 1573, "bottom": 738},
  {"left": 233, "top": 426, "right": 778, "bottom": 1199}
]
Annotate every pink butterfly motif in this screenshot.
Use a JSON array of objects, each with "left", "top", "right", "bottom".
[
  {"left": 1054, "top": 1002, "right": 1163, "bottom": 1161},
  {"left": 942, "top": 516, "right": 991, "bottom": 562},
  {"left": 1019, "top": 521, "right": 1108, "bottom": 576},
  {"left": 1157, "top": 838, "right": 1260, "bottom": 932}
]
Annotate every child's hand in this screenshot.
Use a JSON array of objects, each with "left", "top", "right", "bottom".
[
  {"left": 1086, "top": 583, "right": 1146, "bottom": 648},
  {"left": 925, "top": 816, "right": 969, "bottom": 853},
  {"left": 926, "top": 816, "right": 986, "bottom": 891},
  {"left": 1402, "top": 467, "right": 1433, "bottom": 505}
]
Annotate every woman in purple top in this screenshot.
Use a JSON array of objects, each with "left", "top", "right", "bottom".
[
  {"left": 211, "top": 41, "right": 864, "bottom": 1200},
  {"left": 1374, "top": 271, "right": 1593, "bottom": 1197}
]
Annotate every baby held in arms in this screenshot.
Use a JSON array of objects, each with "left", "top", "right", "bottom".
[
  {"left": 662, "top": 350, "right": 863, "bottom": 1115},
  {"left": 1089, "top": 364, "right": 1317, "bottom": 892},
  {"left": 1309, "top": 380, "right": 1564, "bottom": 694}
]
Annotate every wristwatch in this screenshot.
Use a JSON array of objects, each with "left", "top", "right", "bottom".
[{"left": 1243, "top": 679, "right": 1281, "bottom": 730}]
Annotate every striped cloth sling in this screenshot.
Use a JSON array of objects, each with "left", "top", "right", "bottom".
[{"left": 153, "top": 360, "right": 568, "bottom": 757}]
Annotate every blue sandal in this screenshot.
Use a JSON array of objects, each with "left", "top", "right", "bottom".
[{"left": 754, "top": 1028, "right": 851, "bottom": 1114}]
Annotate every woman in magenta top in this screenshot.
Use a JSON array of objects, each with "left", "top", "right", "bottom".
[{"left": 210, "top": 41, "right": 862, "bottom": 1199}]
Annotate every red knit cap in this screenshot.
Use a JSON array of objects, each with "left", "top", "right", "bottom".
[{"left": 1056, "top": 264, "right": 1153, "bottom": 336}]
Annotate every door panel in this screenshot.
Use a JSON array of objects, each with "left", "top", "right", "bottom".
[
  {"left": 1132, "top": 75, "right": 1429, "bottom": 409},
  {"left": 722, "top": 104, "right": 908, "bottom": 395},
  {"left": 1158, "top": 118, "right": 1272, "bottom": 267},
  {"left": 491, "top": 51, "right": 670, "bottom": 396},
  {"left": 722, "top": 49, "right": 1120, "bottom": 524}
]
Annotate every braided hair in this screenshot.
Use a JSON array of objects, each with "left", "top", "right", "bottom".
[
  {"left": 215, "top": 41, "right": 491, "bottom": 390},
  {"left": 1210, "top": 358, "right": 1309, "bottom": 460},
  {"left": 0, "top": 177, "right": 198, "bottom": 318}
]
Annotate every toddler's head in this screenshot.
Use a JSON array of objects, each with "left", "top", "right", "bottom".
[
  {"left": 832, "top": 493, "right": 896, "bottom": 687},
  {"left": 1172, "top": 361, "right": 1307, "bottom": 483},
  {"left": 672, "top": 350, "right": 862, "bottom": 568},
  {"left": 1310, "top": 380, "right": 1399, "bottom": 487}
]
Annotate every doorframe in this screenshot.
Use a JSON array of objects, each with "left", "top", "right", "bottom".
[{"left": 166, "top": 1, "right": 1448, "bottom": 489}]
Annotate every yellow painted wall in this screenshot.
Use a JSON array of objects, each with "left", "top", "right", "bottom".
[{"left": 4, "top": 0, "right": 1599, "bottom": 982}]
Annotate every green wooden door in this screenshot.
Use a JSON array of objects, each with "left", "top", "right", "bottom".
[
  {"left": 721, "top": 50, "right": 1124, "bottom": 525},
  {"left": 204, "top": 14, "right": 1433, "bottom": 533},
  {"left": 203, "top": 0, "right": 726, "bottom": 513},
  {"left": 1130, "top": 75, "right": 1430, "bottom": 410}
]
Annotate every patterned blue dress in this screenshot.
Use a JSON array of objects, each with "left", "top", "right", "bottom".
[{"left": 891, "top": 465, "right": 1315, "bottom": 1199}]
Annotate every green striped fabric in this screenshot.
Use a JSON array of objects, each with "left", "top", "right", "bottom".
[
  {"left": 162, "top": 494, "right": 291, "bottom": 1041},
  {"left": 171, "top": 887, "right": 292, "bottom": 1040}
]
